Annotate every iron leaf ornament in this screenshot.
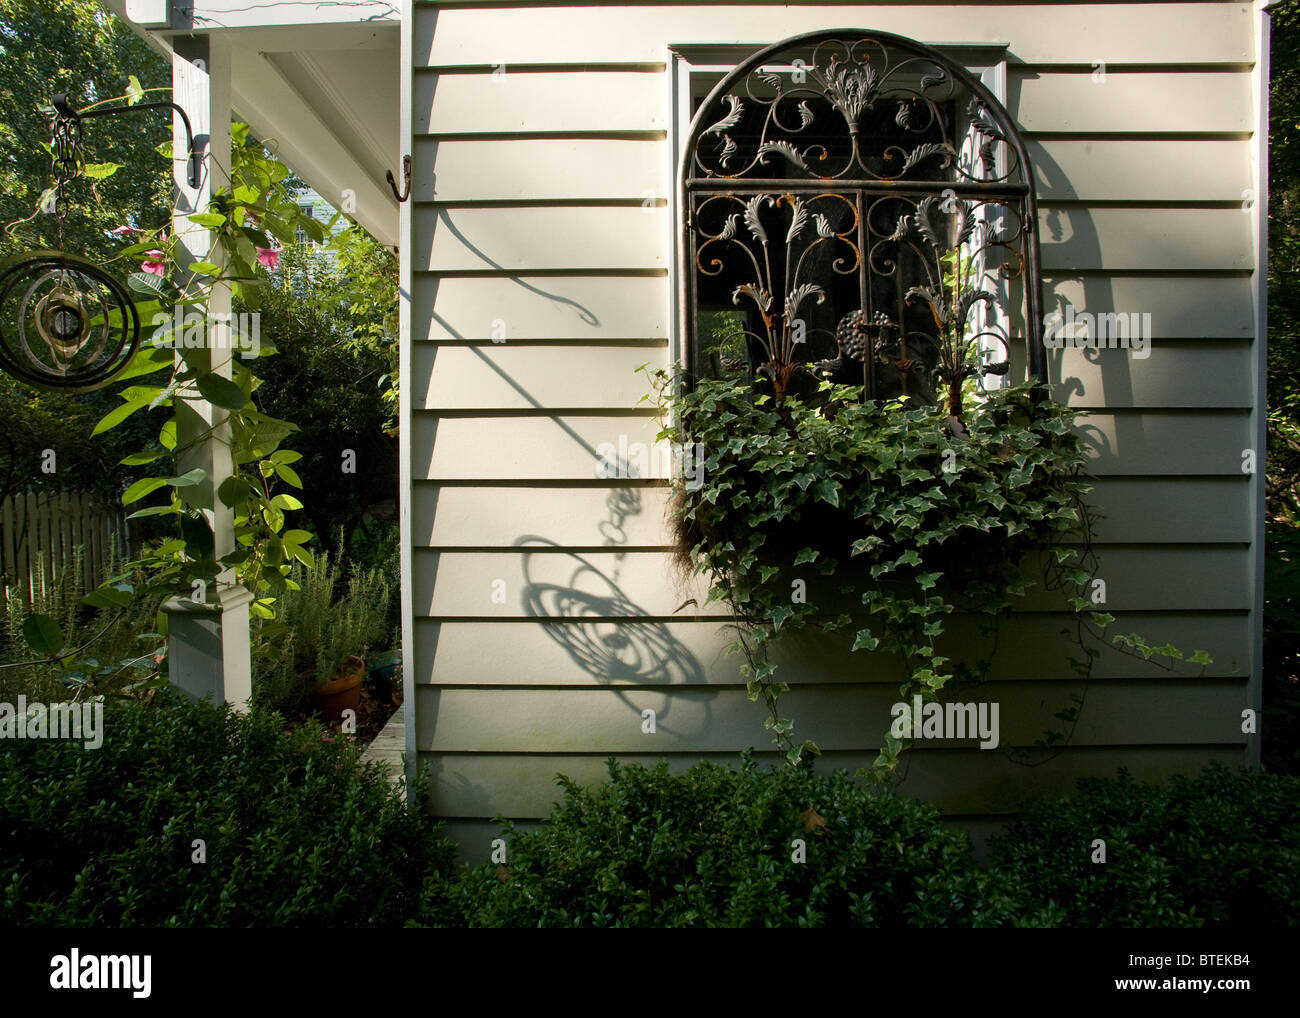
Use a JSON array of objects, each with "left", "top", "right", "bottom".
[{"left": 683, "top": 29, "right": 1046, "bottom": 411}]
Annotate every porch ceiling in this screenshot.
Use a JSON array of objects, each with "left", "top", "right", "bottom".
[{"left": 99, "top": 2, "right": 401, "bottom": 248}]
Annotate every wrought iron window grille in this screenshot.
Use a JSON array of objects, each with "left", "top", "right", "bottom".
[{"left": 681, "top": 30, "right": 1045, "bottom": 420}]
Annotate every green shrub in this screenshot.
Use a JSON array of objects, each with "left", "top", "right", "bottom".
[
  {"left": 990, "top": 763, "right": 1300, "bottom": 927},
  {"left": 0, "top": 693, "right": 455, "bottom": 927},
  {"left": 441, "top": 756, "right": 1016, "bottom": 928}
]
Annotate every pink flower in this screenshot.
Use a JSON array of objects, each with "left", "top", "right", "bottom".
[
  {"left": 256, "top": 246, "right": 280, "bottom": 271},
  {"left": 321, "top": 733, "right": 335, "bottom": 743},
  {"left": 140, "top": 251, "right": 167, "bottom": 277},
  {"left": 110, "top": 224, "right": 141, "bottom": 236}
]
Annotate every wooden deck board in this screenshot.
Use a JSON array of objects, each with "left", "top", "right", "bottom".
[{"left": 361, "top": 705, "right": 406, "bottom": 785}]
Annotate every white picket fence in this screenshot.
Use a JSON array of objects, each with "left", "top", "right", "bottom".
[{"left": 0, "top": 491, "right": 129, "bottom": 601}]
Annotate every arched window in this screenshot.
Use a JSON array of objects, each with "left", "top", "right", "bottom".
[{"left": 680, "top": 30, "right": 1044, "bottom": 419}]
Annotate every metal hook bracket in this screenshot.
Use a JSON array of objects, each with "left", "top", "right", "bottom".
[
  {"left": 386, "top": 154, "right": 412, "bottom": 203},
  {"left": 52, "top": 92, "right": 203, "bottom": 189}
]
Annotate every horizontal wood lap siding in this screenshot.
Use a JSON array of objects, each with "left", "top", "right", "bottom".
[{"left": 409, "top": 2, "right": 1260, "bottom": 837}]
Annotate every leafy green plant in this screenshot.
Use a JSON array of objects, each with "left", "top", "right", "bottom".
[
  {"left": 652, "top": 368, "right": 1095, "bottom": 771},
  {"left": 0, "top": 692, "right": 455, "bottom": 927},
  {"left": 444, "top": 756, "right": 1012, "bottom": 928},
  {"left": 88, "top": 119, "right": 322, "bottom": 609},
  {"left": 990, "top": 763, "right": 1300, "bottom": 927},
  {"left": 11, "top": 116, "right": 326, "bottom": 684},
  {"left": 253, "top": 548, "right": 390, "bottom": 710},
  {"left": 650, "top": 368, "right": 1211, "bottom": 775}
]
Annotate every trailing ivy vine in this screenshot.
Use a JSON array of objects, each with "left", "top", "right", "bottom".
[{"left": 649, "top": 368, "right": 1212, "bottom": 779}]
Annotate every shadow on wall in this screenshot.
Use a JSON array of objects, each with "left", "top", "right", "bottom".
[
  {"left": 514, "top": 475, "right": 710, "bottom": 738},
  {"left": 1025, "top": 122, "right": 1137, "bottom": 466}
]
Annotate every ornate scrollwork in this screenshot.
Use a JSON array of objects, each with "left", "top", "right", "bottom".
[
  {"left": 694, "top": 191, "right": 859, "bottom": 399},
  {"left": 684, "top": 29, "right": 1045, "bottom": 411},
  {"left": 0, "top": 252, "right": 142, "bottom": 392},
  {"left": 691, "top": 36, "right": 1020, "bottom": 185}
]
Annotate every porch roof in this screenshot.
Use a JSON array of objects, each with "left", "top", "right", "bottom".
[{"left": 100, "top": 1, "right": 401, "bottom": 248}]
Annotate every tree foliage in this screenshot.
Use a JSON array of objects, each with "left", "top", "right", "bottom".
[{"left": 0, "top": 0, "right": 170, "bottom": 263}]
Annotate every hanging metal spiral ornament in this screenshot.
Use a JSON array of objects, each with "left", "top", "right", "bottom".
[
  {"left": 0, "top": 251, "right": 141, "bottom": 392},
  {"left": 0, "top": 92, "right": 201, "bottom": 393}
]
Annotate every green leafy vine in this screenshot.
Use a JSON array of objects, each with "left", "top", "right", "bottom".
[
  {"left": 649, "top": 367, "right": 1212, "bottom": 781},
  {"left": 12, "top": 103, "right": 324, "bottom": 685}
]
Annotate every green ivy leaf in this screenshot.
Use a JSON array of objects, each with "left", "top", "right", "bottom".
[
  {"left": 852, "top": 629, "right": 879, "bottom": 652},
  {"left": 811, "top": 479, "right": 840, "bottom": 507}
]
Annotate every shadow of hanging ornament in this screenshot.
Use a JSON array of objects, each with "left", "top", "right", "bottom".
[{"left": 0, "top": 92, "right": 202, "bottom": 393}]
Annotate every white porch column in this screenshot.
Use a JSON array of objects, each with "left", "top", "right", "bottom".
[{"left": 163, "top": 34, "right": 252, "bottom": 708}]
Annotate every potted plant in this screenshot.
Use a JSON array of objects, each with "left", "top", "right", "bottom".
[
  {"left": 307, "top": 562, "right": 391, "bottom": 721},
  {"left": 253, "top": 551, "right": 391, "bottom": 721}
]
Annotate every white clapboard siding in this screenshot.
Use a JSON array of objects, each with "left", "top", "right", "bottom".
[
  {"left": 1012, "top": 70, "right": 1253, "bottom": 134},
  {"left": 415, "top": 70, "right": 667, "bottom": 135},
  {"left": 410, "top": 410, "right": 1252, "bottom": 481},
  {"left": 1038, "top": 208, "right": 1253, "bottom": 273},
  {"left": 412, "top": 344, "right": 667, "bottom": 410},
  {"left": 409, "top": 340, "right": 1252, "bottom": 411},
  {"left": 420, "top": 68, "right": 1257, "bottom": 136},
  {"left": 412, "top": 138, "right": 664, "bottom": 203},
  {"left": 413, "top": 274, "right": 670, "bottom": 341},
  {"left": 1043, "top": 276, "right": 1254, "bottom": 338},
  {"left": 1033, "top": 139, "right": 1251, "bottom": 202},
  {"left": 414, "top": 4, "right": 1254, "bottom": 68},
  {"left": 1077, "top": 411, "right": 1254, "bottom": 476},
  {"left": 412, "top": 546, "right": 1250, "bottom": 618},
  {"left": 423, "top": 745, "right": 1249, "bottom": 823},
  {"left": 411, "top": 476, "right": 1252, "bottom": 548},
  {"left": 413, "top": 681, "right": 1247, "bottom": 755},
  {"left": 408, "top": 0, "right": 1264, "bottom": 828},
  {"left": 412, "top": 206, "right": 668, "bottom": 273},
  {"left": 413, "top": 612, "right": 1251, "bottom": 685},
  {"left": 1052, "top": 342, "right": 1252, "bottom": 410},
  {"left": 415, "top": 204, "right": 1248, "bottom": 275},
  {"left": 414, "top": 136, "right": 1255, "bottom": 206},
  {"left": 412, "top": 413, "right": 664, "bottom": 480}
]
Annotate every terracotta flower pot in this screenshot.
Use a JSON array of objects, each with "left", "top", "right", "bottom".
[{"left": 310, "top": 655, "right": 366, "bottom": 722}]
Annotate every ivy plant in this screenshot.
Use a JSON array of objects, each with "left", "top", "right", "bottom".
[{"left": 649, "top": 367, "right": 1211, "bottom": 779}]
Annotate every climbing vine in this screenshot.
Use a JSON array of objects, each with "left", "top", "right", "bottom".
[
  {"left": 650, "top": 367, "right": 1212, "bottom": 780},
  {"left": 10, "top": 94, "right": 325, "bottom": 686}
]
